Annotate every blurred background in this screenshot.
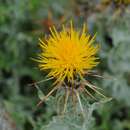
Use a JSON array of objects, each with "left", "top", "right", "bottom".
[{"left": 0, "top": 0, "right": 130, "bottom": 130}]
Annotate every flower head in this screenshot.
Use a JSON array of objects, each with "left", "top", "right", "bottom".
[
  {"left": 35, "top": 22, "right": 109, "bottom": 113},
  {"left": 37, "top": 22, "right": 99, "bottom": 84}
]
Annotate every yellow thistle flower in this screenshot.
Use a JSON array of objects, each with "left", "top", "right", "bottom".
[
  {"left": 37, "top": 22, "right": 99, "bottom": 84},
  {"left": 35, "top": 21, "right": 109, "bottom": 114}
]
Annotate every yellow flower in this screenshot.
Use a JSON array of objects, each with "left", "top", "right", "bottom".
[
  {"left": 37, "top": 22, "right": 99, "bottom": 84},
  {"left": 35, "top": 22, "right": 110, "bottom": 114}
]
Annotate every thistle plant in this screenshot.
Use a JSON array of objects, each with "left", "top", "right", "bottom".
[{"left": 35, "top": 21, "right": 109, "bottom": 115}]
